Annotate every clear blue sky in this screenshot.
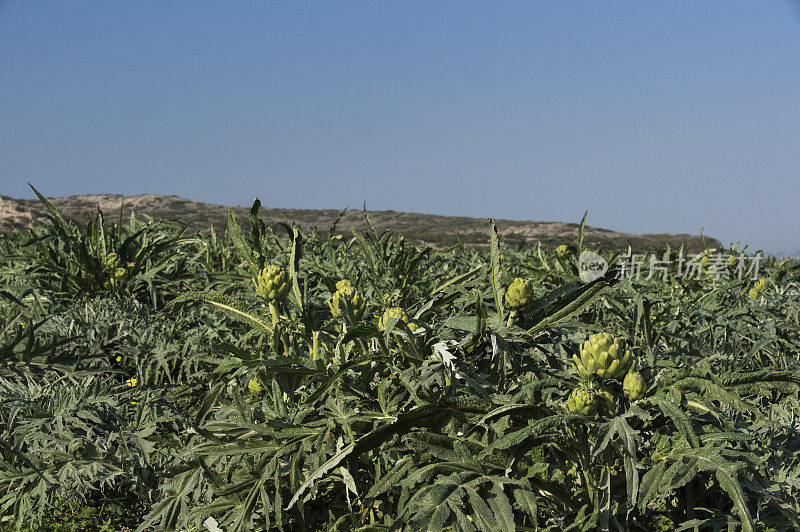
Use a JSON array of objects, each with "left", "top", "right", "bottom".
[{"left": 1, "top": 1, "right": 798, "bottom": 252}]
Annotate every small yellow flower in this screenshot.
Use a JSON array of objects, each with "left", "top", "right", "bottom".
[
  {"left": 116, "top": 356, "right": 122, "bottom": 363},
  {"left": 125, "top": 377, "right": 137, "bottom": 387}
]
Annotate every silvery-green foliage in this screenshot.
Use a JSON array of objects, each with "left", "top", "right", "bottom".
[{"left": 2, "top": 195, "right": 800, "bottom": 530}]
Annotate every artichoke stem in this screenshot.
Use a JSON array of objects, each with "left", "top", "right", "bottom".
[
  {"left": 568, "top": 425, "right": 595, "bottom": 504},
  {"left": 506, "top": 309, "right": 518, "bottom": 328},
  {"left": 269, "top": 302, "right": 279, "bottom": 327},
  {"left": 311, "top": 331, "right": 320, "bottom": 361}
]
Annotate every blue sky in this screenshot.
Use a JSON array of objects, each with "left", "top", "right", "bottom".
[{"left": 1, "top": 1, "right": 799, "bottom": 252}]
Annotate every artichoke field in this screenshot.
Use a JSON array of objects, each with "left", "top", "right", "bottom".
[{"left": 1, "top": 195, "right": 800, "bottom": 531}]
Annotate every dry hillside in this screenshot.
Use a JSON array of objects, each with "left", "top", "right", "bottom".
[{"left": 0, "top": 193, "right": 718, "bottom": 253}]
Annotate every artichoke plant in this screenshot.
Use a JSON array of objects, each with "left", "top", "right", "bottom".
[
  {"left": 252, "top": 265, "right": 290, "bottom": 302},
  {"left": 329, "top": 279, "right": 364, "bottom": 319},
  {"left": 504, "top": 277, "right": 535, "bottom": 310},
  {"left": 574, "top": 332, "right": 634, "bottom": 381},
  {"left": 378, "top": 307, "right": 417, "bottom": 332},
  {"left": 566, "top": 387, "right": 598, "bottom": 416},
  {"left": 623, "top": 371, "right": 645, "bottom": 401}
]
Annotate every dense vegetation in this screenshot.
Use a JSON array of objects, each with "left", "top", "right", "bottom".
[{"left": 1, "top": 189, "right": 799, "bottom": 531}]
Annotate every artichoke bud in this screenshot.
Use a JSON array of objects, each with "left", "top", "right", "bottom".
[
  {"left": 623, "top": 371, "right": 645, "bottom": 401},
  {"left": 555, "top": 244, "right": 570, "bottom": 258},
  {"left": 248, "top": 377, "right": 265, "bottom": 396},
  {"left": 504, "top": 277, "right": 535, "bottom": 310},
  {"left": 575, "top": 332, "right": 634, "bottom": 380},
  {"left": 329, "top": 279, "right": 365, "bottom": 319},
  {"left": 749, "top": 278, "right": 766, "bottom": 300},
  {"left": 566, "top": 387, "right": 599, "bottom": 416},
  {"left": 253, "top": 265, "right": 290, "bottom": 301},
  {"left": 378, "top": 307, "right": 417, "bottom": 332}
]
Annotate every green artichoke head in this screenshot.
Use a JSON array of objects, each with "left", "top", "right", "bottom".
[
  {"left": 623, "top": 371, "right": 645, "bottom": 401},
  {"left": 504, "top": 277, "right": 535, "bottom": 310},
  {"left": 248, "top": 377, "right": 265, "bottom": 396},
  {"left": 329, "top": 279, "right": 365, "bottom": 319},
  {"left": 555, "top": 244, "right": 570, "bottom": 258},
  {"left": 252, "top": 265, "right": 290, "bottom": 301},
  {"left": 566, "top": 387, "right": 599, "bottom": 416},
  {"left": 747, "top": 279, "right": 765, "bottom": 300},
  {"left": 573, "top": 332, "right": 634, "bottom": 381},
  {"left": 378, "top": 307, "right": 417, "bottom": 332}
]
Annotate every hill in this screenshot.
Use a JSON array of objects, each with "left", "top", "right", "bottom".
[{"left": 0, "top": 193, "right": 718, "bottom": 253}]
